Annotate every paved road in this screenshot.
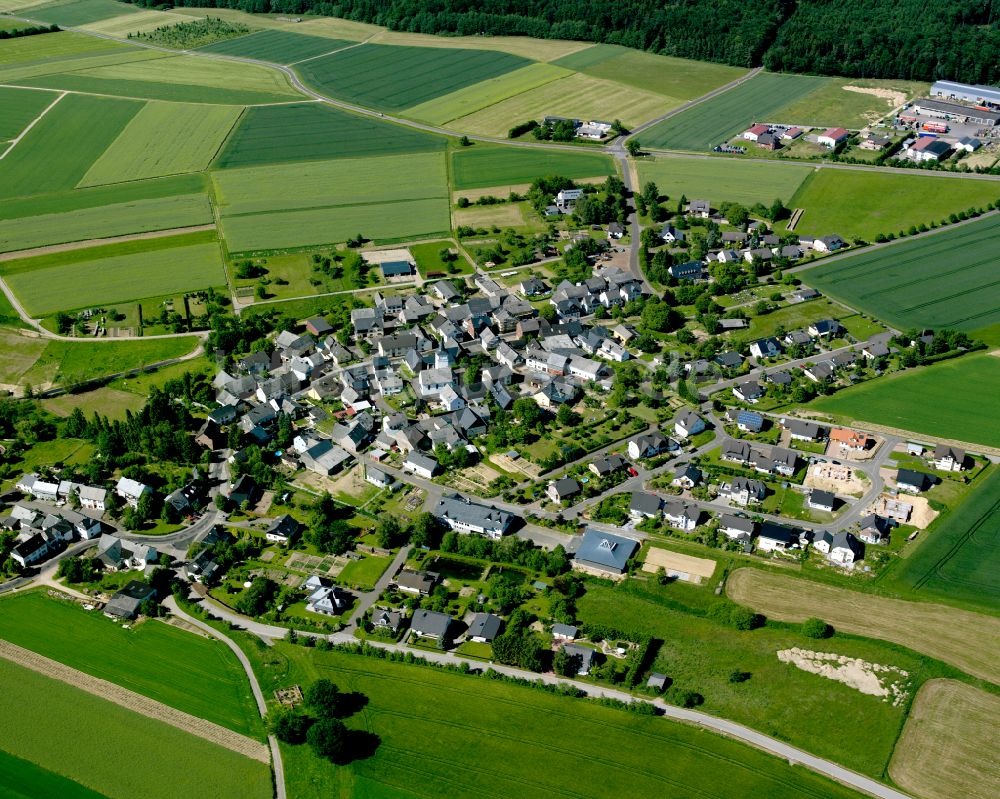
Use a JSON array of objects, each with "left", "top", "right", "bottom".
[{"left": 345, "top": 544, "right": 411, "bottom": 629}]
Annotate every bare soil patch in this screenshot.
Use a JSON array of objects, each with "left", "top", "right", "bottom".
[
  {"left": 641, "top": 547, "right": 716, "bottom": 583},
  {"left": 777, "top": 647, "right": 910, "bottom": 705},
  {"left": 804, "top": 462, "right": 869, "bottom": 495}
]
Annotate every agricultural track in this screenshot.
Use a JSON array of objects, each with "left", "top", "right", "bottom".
[{"left": 0, "top": 638, "right": 270, "bottom": 763}]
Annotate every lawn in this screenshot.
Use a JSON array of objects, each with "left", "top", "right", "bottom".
[
  {"left": 0, "top": 659, "right": 271, "bottom": 799},
  {"left": 636, "top": 156, "right": 812, "bottom": 207},
  {"left": 41, "top": 386, "right": 146, "bottom": 419},
  {"left": 799, "top": 214, "right": 1000, "bottom": 333},
  {"left": 214, "top": 102, "right": 445, "bottom": 169},
  {"left": 199, "top": 29, "right": 350, "bottom": 63},
  {"left": 0, "top": 93, "right": 142, "bottom": 200},
  {"left": 769, "top": 77, "right": 928, "bottom": 129},
  {"left": 23, "top": 0, "right": 139, "bottom": 26},
  {"left": 0, "top": 86, "right": 56, "bottom": 140},
  {"left": 4, "top": 235, "right": 225, "bottom": 315},
  {"left": 451, "top": 145, "right": 613, "bottom": 190},
  {"left": 744, "top": 298, "right": 846, "bottom": 339},
  {"left": 0, "top": 192, "right": 212, "bottom": 252},
  {"left": 451, "top": 72, "right": 672, "bottom": 136},
  {"left": 642, "top": 72, "right": 831, "bottom": 151},
  {"left": 336, "top": 555, "right": 392, "bottom": 591},
  {"left": 726, "top": 567, "right": 1000, "bottom": 685},
  {"left": 410, "top": 240, "right": 473, "bottom": 278},
  {"left": 0, "top": 749, "right": 106, "bottom": 799},
  {"left": 787, "top": 170, "right": 1000, "bottom": 241},
  {"left": 296, "top": 42, "right": 530, "bottom": 111},
  {"left": 0, "top": 592, "right": 262, "bottom": 736},
  {"left": 80, "top": 101, "right": 242, "bottom": 185}
]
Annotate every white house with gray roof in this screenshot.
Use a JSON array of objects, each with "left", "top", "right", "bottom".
[{"left": 434, "top": 493, "right": 513, "bottom": 539}]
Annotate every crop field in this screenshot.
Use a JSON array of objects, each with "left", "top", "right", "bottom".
[
  {"left": 801, "top": 215, "right": 1000, "bottom": 332},
  {"left": 889, "top": 680, "right": 1000, "bottom": 799},
  {"left": 642, "top": 72, "right": 831, "bottom": 151},
  {"left": 788, "top": 170, "right": 1000, "bottom": 241},
  {"left": 80, "top": 102, "right": 241, "bottom": 185},
  {"left": 0, "top": 659, "right": 271, "bottom": 799},
  {"left": 369, "top": 28, "right": 590, "bottom": 61},
  {"left": 3, "top": 235, "right": 225, "bottom": 315},
  {"left": 770, "top": 78, "right": 928, "bottom": 129},
  {"left": 276, "top": 647, "right": 864, "bottom": 799},
  {"left": 637, "top": 157, "right": 812, "bottom": 206},
  {"left": 0, "top": 29, "right": 129, "bottom": 67},
  {"left": 553, "top": 44, "right": 747, "bottom": 99},
  {"left": 403, "top": 63, "right": 571, "bottom": 126},
  {"left": 222, "top": 198, "right": 450, "bottom": 253},
  {"left": 451, "top": 146, "right": 614, "bottom": 190},
  {"left": 726, "top": 568, "right": 1000, "bottom": 685},
  {"left": 0, "top": 749, "right": 106, "bottom": 799},
  {"left": 199, "top": 29, "right": 350, "bottom": 63},
  {"left": 214, "top": 102, "right": 445, "bottom": 169},
  {"left": 0, "top": 86, "right": 56, "bottom": 140},
  {"left": 296, "top": 43, "right": 530, "bottom": 111},
  {"left": 0, "top": 592, "right": 261, "bottom": 735},
  {"left": 78, "top": 8, "right": 200, "bottom": 36},
  {"left": 0, "top": 193, "right": 212, "bottom": 253},
  {"left": 451, "top": 72, "right": 672, "bottom": 136},
  {"left": 23, "top": 0, "right": 138, "bottom": 26},
  {"left": 0, "top": 93, "right": 142, "bottom": 199}
]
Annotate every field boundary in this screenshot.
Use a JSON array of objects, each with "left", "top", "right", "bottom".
[{"left": 0, "top": 638, "right": 269, "bottom": 762}]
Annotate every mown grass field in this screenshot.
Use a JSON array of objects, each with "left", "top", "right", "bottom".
[
  {"left": 255, "top": 644, "right": 865, "bottom": 799},
  {"left": 451, "top": 71, "right": 672, "bottom": 136},
  {"left": 199, "top": 28, "right": 350, "bottom": 63},
  {"left": 0, "top": 48, "right": 168, "bottom": 83},
  {"left": 80, "top": 102, "right": 241, "bottom": 185},
  {"left": 451, "top": 146, "right": 613, "bottom": 189},
  {"left": 214, "top": 102, "right": 445, "bottom": 168},
  {"left": 0, "top": 659, "right": 271, "bottom": 799},
  {"left": 410, "top": 240, "right": 473, "bottom": 278},
  {"left": 642, "top": 72, "right": 831, "bottom": 150},
  {"left": 298, "top": 42, "right": 529, "bottom": 111},
  {"left": 889, "top": 679, "right": 1000, "bottom": 799},
  {"left": 403, "top": 62, "right": 570, "bottom": 126},
  {"left": 3, "top": 233, "right": 225, "bottom": 315},
  {"left": 636, "top": 156, "right": 812, "bottom": 206},
  {"left": 726, "top": 568, "right": 1000, "bottom": 684},
  {"left": 879, "top": 469, "right": 1000, "bottom": 614},
  {"left": 0, "top": 592, "right": 262, "bottom": 736},
  {"left": 769, "top": 77, "right": 927, "bottom": 129},
  {"left": 0, "top": 749, "right": 106, "bottom": 799},
  {"left": 0, "top": 93, "right": 142, "bottom": 199},
  {"left": 0, "top": 193, "right": 212, "bottom": 252},
  {"left": 0, "top": 86, "right": 55, "bottom": 140},
  {"left": 788, "top": 170, "right": 1000, "bottom": 241},
  {"left": 0, "top": 29, "right": 128, "bottom": 67},
  {"left": 79, "top": 7, "right": 200, "bottom": 36},
  {"left": 23, "top": 0, "right": 137, "bottom": 26},
  {"left": 369, "top": 27, "right": 590, "bottom": 61},
  {"left": 801, "top": 215, "right": 1000, "bottom": 333}
]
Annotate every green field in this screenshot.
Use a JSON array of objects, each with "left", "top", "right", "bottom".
[
  {"left": 24, "top": 0, "right": 138, "bottom": 26},
  {"left": 642, "top": 72, "right": 831, "bottom": 151},
  {"left": 297, "top": 42, "right": 529, "bottom": 111},
  {"left": 801, "top": 215, "right": 1000, "bottom": 333},
  {"left": 256, "top": 645, "right": 864, "bottom": 799},
  {"left": 881, "top": 469, "right": 1000, "bottom": 614},
  {"left": 0, "top": 592, "right": 262, "bottom": 735},
  {"left": 636, "top": 157, "right": 812, "bottom": 206},
  {"left": 0, "top": 86, "right": 56, "bottom": 140},
  {"left": 451, "top": 146, "right": 614, "bottom": 189},
  {"left": 0, "top": 93, "right": 141, "bottom": 199},
  {"left": 0, "top": 659, "right": 270, "bottom": 799},
  {"left": 809, "top": 354, "right": 1000, "bottom": 449},
  {"left": 214, "top": 102, "right": 445, "bottom": 169},
  {"left": 0, "top": 193, "right": 212, "bottom": 252},
  {"left": 788, "top": 170, "right": 1000, "bottom": 241},
  {"left": 3, "top": 235, "right": 225, "bottom": 315},
  {"left": 80, "top": 102, "right": 242, "bottom": 185},
  {"left": 0, "top": 749, "right": 108, "bottom": 799},
  {"left": 410, "top": 240, "right": 473, "bottom": 278},
  {"left": 199, "top": 29, "right": 350, "bottom": 63},
  {"left": 0, "top": 29, "right": 129, "bottom": 67},
  {"left": 769, "top": 78, "right": 928, "bottom": 129}
]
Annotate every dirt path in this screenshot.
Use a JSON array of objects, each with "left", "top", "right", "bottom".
[
  {"left": 0, "top": 638, "right": 269, "bottom": 763},
  {"left": 0, "top": 89, "right": 66, "bottom": 161},
  {"left": 0, "top": 224, "right": 217, "bottom": 261}
]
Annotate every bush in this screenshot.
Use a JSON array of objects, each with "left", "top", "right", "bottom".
[
  {"left": 708, "top": 601, "right": 765, "bottom": 630},
  {"left": 801, "top": 617, "right": 833, "bottom": 639},
  {"left": 665, "top": 687, "right": 704, "bottom": 708}
]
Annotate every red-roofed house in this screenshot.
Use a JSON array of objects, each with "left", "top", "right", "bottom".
[
  {"left": 905, "top": 136, "right": 951, "bottom": 162},
  {"left": 817, "top": 127, "right": 850, "bottom": 148},
  {"left": 743, "top": 124, "right": 771, "bottom": 142},
  {"left": 782, "top": 127, "right": 803, "bottom": 140}
]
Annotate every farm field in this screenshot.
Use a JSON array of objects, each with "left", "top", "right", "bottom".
[
  {"left": 0, "top": 592, "right": 262, "bottom": 736},
  {"left": 80, "top": 102, "right": 241, "bottom": 185},
  {"left": 0, "top": 659, "right": 271, "bottom": 799},
  {"left": 0, "top": 748, "right": 106, "bottom": 799},
  {"left": 889, "top": 680, "right": 1000, "bottom": 799},
  {"left": 214, "top": 102, "right": 445, "bottom": 169},
  {"left": 636, "top": 156, "right": 812, "bottom": 206},
  {"left": 20, "top": 0, "right": 138, "bottom": 26},
  {"left": 262, "top": 645, "right": 865, "bottom": 799},
  {"left": 0, "top": 29, "right": 129, "bottom": 67},
  {"left": 199, "top": 29, "right": 350, "bottom": 63},
  {"left": 553, "top": 44, "right": 748, "bottom": 99},
  {"left": 78, "top": 8, "right": 200, "bottom": 36},
  {"left": 369, "top": 28, "right": 591, "bottom": 61},
  {"left": 0, "top": 86, "right": 56, "bottom": 140},
  {"left": 451, "top": 146, "right": 614, "bottom": 190},
  {"left": 450, "top": 72, "right": 672, "bottom": 136},
  {"left": 769, "top": 78, "right": 928, "bottom": 129},
  {"left": 297, "top": 43, "right": 530, "bottom": 111},
  {"left": 0, "top": 193, "right": 212, "bottom": 252},
  {"left": 642, "top": 72, "right": 831, "bottom": 151},
  {"left": 725, "top": 568, "right": 1000, "bottom": 684},
  {"left": 787, "top": 170, "right": 1000, "bottom": 241},
  {"left": 801, "top": 215, "right": 1000, "bottom": 333}
]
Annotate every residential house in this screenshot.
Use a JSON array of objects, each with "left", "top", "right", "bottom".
[
  {"left": 365, "top": 465, "right": 395, "bottom": 489},
  {"left": 104, "top": 580, "right": 156, "bottom": 620},
  {"left": 560, "top": 643, "right": 595, "bottom": 675},
  {"left": 932, "top": 445, "right": 965, "bottom": 472},
  {"left": 663, "top": 499, "right": 699, "bottom": 531},
  {"left": 858, "top": 514, "right": 891, "bottom": 545},
  {"left": 96, "top": 534, "right": 157, "bottom": 572},
  {"left": 718, "top": 477, "right": 766, "bottom": 507},
  {"left": 808, "top": 489, "right": 836, "bottom": 512},
  {"left": 671, "top": 464, "right": 701, "bottom": 489},
  {"left": 434, "top": 493, "right": 514, "bottom": 539},
  {"left": 674, "top": 410, "right": 705, "bottom": 439},
  {"left": 115, "top": 477, "right": 151, "bottom": 509},
  {"left": 862, "top": 341, "right": 890, "bottom": 361},
  {"left": 956, "top": 136, "right": 982, "bottom": 153},
  {"left": 896, "top": 468, "right": 930, "bottom": 493},
  {"left": 629, "top": 492, "right": 662, "bottom": 520},
  {"left": 743, "top": 123, "right": 770, "bottom": 142},
  {"left": 589, "top": 454, "right": 627, "bottom": 478},
  {"left": 734, "top": 409, "right": 764, "bottom": 433},
  {"left": 719, "top": 514, "right": 755, "bottom": 541},
  {"left": 468, "top": 613, "right": 502, "bottom": 643},
  {"left": 308, "top": 585, "right": 352, "bottom": 615},
  {"left": 228, "top": 475, "right": 260, "bottom": 508},
  {"left": 721, "top": 440, "right": 752, "bottom": 465},
  {"left": 733, "top": 380, "right": 764, "bottom": 404},
  {"left": 782, "top": 418, "right": 826, "bottom": 441},
  {"left": 660, "top": 224, "right": 686, "bottom": 244},
  {"left": 402, "top": 451, "right": 439, "bottom": 480},
  {"left": 628, "top": 431, "right": 673, "bottom": 459},
  {"left": 813, "top": 235, "right": 846, "bottom": 253},
  {"left": 669, "top": 261, "right": 703, "bottom": 280},
  {"left": 571, "top": 528, "right": 639, "bottom": 580},
  {"left": 410, "top": 609, "right": 452, "bottom": 645},
  {"left": 11, "top": 534, "right": 52, "bottom": 568},
  {"left": 817, "top": 127, "right": 849, "bottom": 148},
  {"left": 396, "top": 569, "right": 437, "bottom": 596},
  {"left": 808, "top": 319, "right": 845, "bottom": 339},
  {"left": 828, "top": 532, "right": 863, "bottom": 565},
  {"left": 380, "top": 260, "right": 416, "bottom": 280},
  {"left": 265, "top": 514, "right": 299, "bottom": 544},
  {"left": 830, "top": 428, "right": 872, "bottom": 453},
  {"left": 749, "top": 337, "right": 783, "bottom": 359},
  {"left": 372, "top": 609, "right": 403, "bottom": 634},
  {"left": 687, "top": 200, "right": 711, "bottom": 218},
  {"left": 547, "top": 478, "right": 581, "bottom": 503},
  {"left": 756, "top": 522, "right": 799, "bottom": 552}
]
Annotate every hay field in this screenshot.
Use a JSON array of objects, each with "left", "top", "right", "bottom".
[
  {"left": 80, "top": 8, "right": 201, "bottom": 36},
  {"left": 726, "top": 568, "right": 1000, "bottom": 684},
  {"left": 451, "top": 145, "right": 613, "bottom": 189},
  {"left": 370, "top": 29, "right": 592, "bottom": 61},
  {"left": 198, "top": 29, "right": 351, "bottom": 63},
  {"left": 637, "top": 156, "right": 812, "bottom": 206},
  {"left": 0, "top": 29, "right": 129, "bottom": 65}
]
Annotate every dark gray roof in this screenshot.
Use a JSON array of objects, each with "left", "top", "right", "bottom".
[
  {"left": 411, "top": 609, "right": 451, "bottom": 638},
  {"left": 468, "top": 613, "right": 502, "bottom": 641}
]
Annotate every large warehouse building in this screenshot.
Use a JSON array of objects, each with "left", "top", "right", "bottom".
[{"left": 930, "top": 80, "right": 1000, "bottom": 109}]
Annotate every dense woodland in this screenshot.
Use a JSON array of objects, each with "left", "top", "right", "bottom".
[{"left": 144, "top": 0, "right": 1000, "bottom": 83}]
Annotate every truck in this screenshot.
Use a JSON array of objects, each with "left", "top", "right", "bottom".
[{"left": 922, "top": 122, "right": 948, "bottom": 133}]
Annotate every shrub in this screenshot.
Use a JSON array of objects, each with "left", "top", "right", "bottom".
[
  {"left": 665, "top": 687, "right": 704, "bottom": 708},
  {"left": 801, "top": 617, "right": 833, "bottom": 639}
]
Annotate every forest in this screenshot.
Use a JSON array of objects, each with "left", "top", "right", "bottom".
[{"left": 140, "top": 0, "right": 1000, "bottom": 83}]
